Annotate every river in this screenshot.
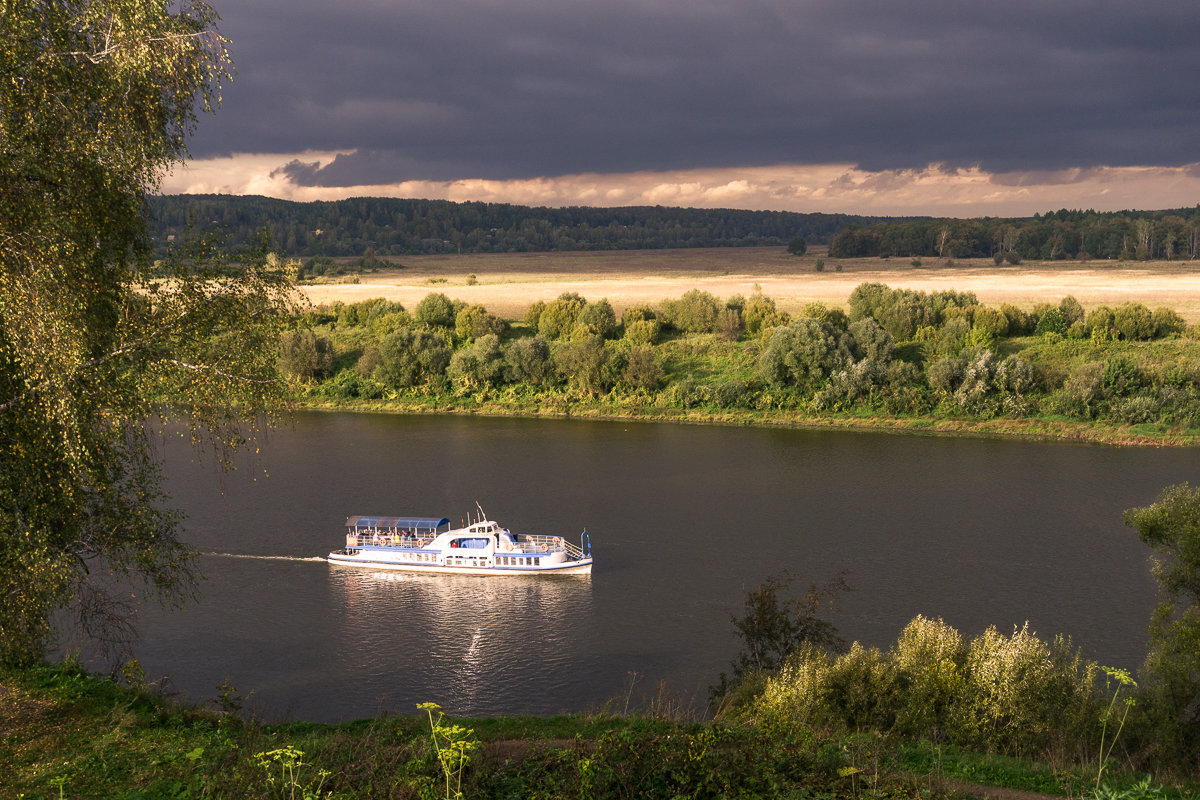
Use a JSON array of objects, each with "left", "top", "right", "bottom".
[{"left": 100, "top": 412, "right": 1191, "bottom": 722}]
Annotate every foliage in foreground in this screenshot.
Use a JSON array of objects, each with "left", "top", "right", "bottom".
[
  {"left": 0, "top": 659, "right": 1128, "bottom": 800},
  {"left": 703, "top": 482, "right": 1200, "bottom": 789},
  {"left": 1123, "top": 484, "right": 1200, "bottom": 766},
  {"left": 724, "top": 615, "right": 1103, "bottom": 762}
]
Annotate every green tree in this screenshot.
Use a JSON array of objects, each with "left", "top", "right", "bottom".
[
  {"left": 662, "top": 289, "right": 720, "bottom": 334},
  {"left": 577, "top": 297, "right": 618, "bottom": 339},
  {"left": 712, "top": 572, "right": 849, "bottom": 707},
  {"left": 502, "top": 336, "right": 553, "bottom": 385},
  {"left": 1, "top": 1, "right": 296, "bottom": 662},
  {"left": 1123, "top": 484, "right": 1200, "bottom": 761},
  {"left": 537, "top": 292, "right": 585, "bottom": 339},
  {"left": 786, "top": 235, "right": 807, "bottom": 256},
  {"left": 453, "top": 303, "right": 506, "bottom": 342},
  {"left": 447, "top": 334, "right": 504, "bottom": 390},
  {"left": 758, "top": 318, "right": 854, "bottom": 391},
  {"left": 552, "top": 335, "right": 612, "bottom": 395},
  {"left": 620, "top": 346, "right": 663, "bottom": 391},
  {"left": 376, "top": 328, "right": 451, "bottom": 388},
  {"left": 414, "top": 292, "right": 457, "bottom": 328},
  {"left": 1113, "top": 302, "right": 1155, "bottom": 341},
  {"left": 278, "top": 329, "right": 334, "bottom": 381}
]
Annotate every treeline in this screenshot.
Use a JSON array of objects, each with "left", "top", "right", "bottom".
[
  {"left": 148, "top": 194, "right": 883, "bottom": 257},
  {"left": 830, "top": 207, "right": 1200, "bottom": 261}
]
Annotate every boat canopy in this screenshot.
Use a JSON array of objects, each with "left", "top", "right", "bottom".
[{"left": 345, "top": 516, "right": 450, "bottom": 534}]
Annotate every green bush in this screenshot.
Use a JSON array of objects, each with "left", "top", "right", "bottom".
[
  {"left": 716, "top": 307, "right": 743, "bottom": 341},
  {"left": 578, "top": 298, "right": 619, "bottom": 339},
  {"left": 1001, "top": 303, "right": 1033, "bottom": 335},
  {"left": 972, "top": 306, "right": 1010, "bottom": 339},
  {"left": 623, "top": 318, "right": 660, "bottom": 346},
  {"left": 847, "top": 317, "right": 895, "bottom": 364},
  {"left": 414, "top": 292, "right": 458, "bottom": 328},
  {"left": 538, "top": 292, "right": 586, "bottom": 339},
  {"left": 1153, "top": 307, "right": 1185, "bottom": 339},
  {"left": 661, "top": 289, "right": 721, "bottom": 334},
  {"left": 502, "top": 336, "right": 553, "bottom": 385},
  {"left": 447, "top": 334, "right": 505, "bottom": 390},
  {"left": 1124, "top": 484, "right": 1200, "bottom": 765},
  {"left": 951, "top": 623, "right": 1098, "bottom": 755},
  {"left": 620, "top": 346, "right": 663, "bottom": 391},
  {"left": 758, "top": 318, "right": 854, "bottom": 391},
  {"left": 1049, "top": 362, "right": 1104, "bottom": 419},
  {"left": 1059, "top": 295, "right": 1085, "bottom": 326},
  {"left": 523, "top": 299, "right": 547, "bottom": 328},
  {"left": 454, "top": 303, "right": 507, "bottom": 342},
  {"left": 892, "top": 616, "right": 966, "bottom": 737},
  {"left": 1035, "top": 306, "right": 1068, "bottom": 337},
  {"left": 552, "top": 335, "right": 613, "bottom": 395},
  {"left": 926, "top": 354, "right": 966, "bottom": 394},
  {"left": 278, "top": 329, "right": 334, "bottom": 381},
  {"left": 744, "top": 617, "right": 1099, "bottom": 760},
  {"left": 1113, "top": 302, "right": 1155, "bottom": 341},
  {"left": 376, "top": 328, "right": 451, "bottom": 388},
  {"left": 620, "top": 303, "right": 658, "bottom": 326},
  {"left": 743, "top": 291, "right": 789, "bottom": 335},
  {"left": 1102, "top": 355, "right": 1147, "bottom": 397}
]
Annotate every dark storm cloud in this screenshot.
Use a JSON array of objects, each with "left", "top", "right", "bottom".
[{"left": 191, "top": 0, "right": 1200, "bottom": 185}]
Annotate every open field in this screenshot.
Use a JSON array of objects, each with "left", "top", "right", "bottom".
[{"left": 299, "top": 246, "right": 1200, "bottom": 321}]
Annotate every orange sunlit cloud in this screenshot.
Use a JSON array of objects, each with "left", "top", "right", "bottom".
[{"left": 161, "top": 153, "right": 1200, "bottom": 218}]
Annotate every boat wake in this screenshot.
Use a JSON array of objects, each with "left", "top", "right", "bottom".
[{"left": 202, "top": 552, "right": 327, "bottom": 563}]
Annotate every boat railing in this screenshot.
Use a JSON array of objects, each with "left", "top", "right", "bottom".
[
  {"left": 512, "top": 534, "right": 585, "bottom": 559},
  {"left": 345, "top": 534, "right": 434, "bottom": 548}
]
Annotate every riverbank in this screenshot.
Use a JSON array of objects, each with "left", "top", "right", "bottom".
[
  {"left": 288, "top": 276, "right": 1200, "bottom": 449},
  {"left": 0, "top": 660, "right": 1158, "bottom": 799},
  {"left": 294, "top": 394, "right": 1200, "bottom": 448}
]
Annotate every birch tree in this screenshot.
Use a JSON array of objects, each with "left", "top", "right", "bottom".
[{"left": 0, "top": 0, "right": 296, "bottom": 662}]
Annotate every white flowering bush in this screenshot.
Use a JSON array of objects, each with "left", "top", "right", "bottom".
[
  {"left": 892, "top": 615, "right": 966, "bottom": 738},
  {"left": 742, "top": 617, "right": 1100, "bottom": 759},
  {"left": 951, "top": 623, "right": 1099, "bottom": 755}
]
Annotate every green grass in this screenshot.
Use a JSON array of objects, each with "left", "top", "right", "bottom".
[{"left": 7, "top": 661, "right": 1199, "bottom": 799}]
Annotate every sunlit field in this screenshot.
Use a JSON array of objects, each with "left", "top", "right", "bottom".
[{"left": 299, "top": 246, "right": 1200, "bottom": 321}]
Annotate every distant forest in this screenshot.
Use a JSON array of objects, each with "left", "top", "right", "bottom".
[
  {"left": 149, "top": 195, "right": 1200, "bottom": 263},
  {"left": 830, "top": 207, "right": 1200, "bottom": 261},
  {"left": 148, "top": 194, "right": 884, "bottom": 257}
]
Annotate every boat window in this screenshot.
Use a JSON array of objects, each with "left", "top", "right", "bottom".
[{"left": 452, "top": 537, "right": 489, "bottom": 549}]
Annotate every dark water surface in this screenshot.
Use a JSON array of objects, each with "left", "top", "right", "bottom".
[{"left": 119, "top": 412, "right": 1195, "bottom": 722}]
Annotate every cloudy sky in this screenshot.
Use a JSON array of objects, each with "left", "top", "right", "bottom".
[{"left": 164, "top": 0, "right": 1200, "bottom": 216}]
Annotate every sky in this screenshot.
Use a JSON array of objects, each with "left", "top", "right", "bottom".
[{"left": 163, "top": 0, "right": 1200, "bottom": 217}]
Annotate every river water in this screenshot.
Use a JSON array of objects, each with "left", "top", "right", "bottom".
[{"left": 111, "top": 412, "right": 1193, "bottom": 722}]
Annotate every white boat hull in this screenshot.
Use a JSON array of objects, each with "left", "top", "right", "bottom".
[{"left": 327, "top": 549, "right": 593, "bottom": 575}]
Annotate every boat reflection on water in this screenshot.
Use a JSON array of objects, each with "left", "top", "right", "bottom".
[{"left": 325, "top": 566, "right": 597, "bottom": 717}]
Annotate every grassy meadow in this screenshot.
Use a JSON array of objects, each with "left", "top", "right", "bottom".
[{"left": 298, "top": 247, "right": 1200, "bottom": 322}]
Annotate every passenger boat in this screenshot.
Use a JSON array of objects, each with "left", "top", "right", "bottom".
[{"left": 327, "top": 510, "right": 593, "bottom": 575}]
